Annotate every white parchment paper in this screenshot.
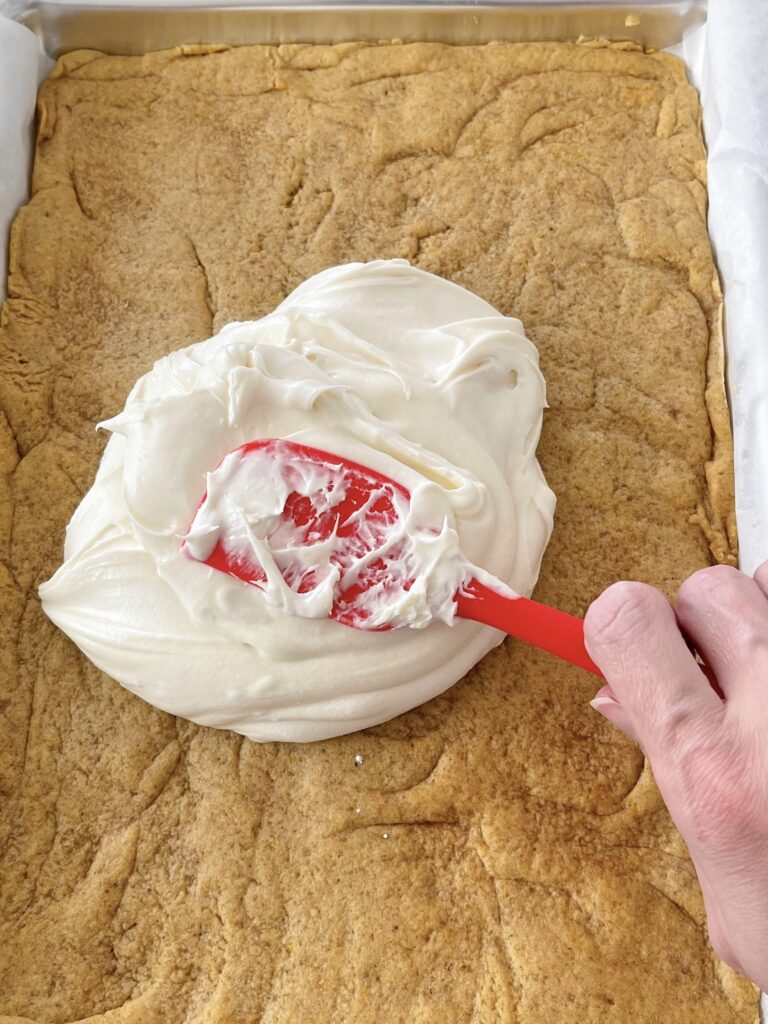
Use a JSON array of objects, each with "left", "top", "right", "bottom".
[
  {"left": 0, "top": 3, "right": 765, "bottom": 1015},
  {"left": 698, "top": 0, "right": 768, "bottom": 578}
]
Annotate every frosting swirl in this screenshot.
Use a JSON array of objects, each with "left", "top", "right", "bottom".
[{"left": 40, "top": 260, "right": 555, "bottom": 742}]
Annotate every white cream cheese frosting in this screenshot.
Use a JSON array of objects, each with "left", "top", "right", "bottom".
[{"left": 40, "top": 260, "right": 555, "bottom": 743}]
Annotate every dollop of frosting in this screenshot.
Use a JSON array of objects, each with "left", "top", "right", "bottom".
[{"left": 40, "top": 260, "right": 555, "bottom": 742}]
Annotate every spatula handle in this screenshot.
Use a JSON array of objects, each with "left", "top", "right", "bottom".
[{"left": 456, "top": 578, "right": 604, "bottom": 678}]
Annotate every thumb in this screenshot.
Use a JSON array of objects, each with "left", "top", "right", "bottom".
[{"left": 584, "top": 582, "right": 723, "bottom": 756}]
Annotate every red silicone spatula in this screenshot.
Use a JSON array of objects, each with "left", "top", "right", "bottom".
[{"left": 184, "top": 439, "right": 603, "bottom": 678}]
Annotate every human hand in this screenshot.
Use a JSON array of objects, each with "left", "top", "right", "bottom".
[{"left": 584, "top": 562, "right": 768, "bottom": 992}]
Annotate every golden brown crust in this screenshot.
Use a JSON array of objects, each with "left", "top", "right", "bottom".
[{"left": 0, "top": 40, "right": 754, "bottom": 1023}]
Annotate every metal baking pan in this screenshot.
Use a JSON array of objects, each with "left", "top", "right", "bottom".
[{"left": 11, "top": 0, "right": 706, "bottom": 57}]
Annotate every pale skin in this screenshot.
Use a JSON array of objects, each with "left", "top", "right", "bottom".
[{"left": 585, "top": 561, "right": 768, "bottom": 992}]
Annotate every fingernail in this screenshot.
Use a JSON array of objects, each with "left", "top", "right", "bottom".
[{"left": 590, "top": 694, "right": 619, "bottom": 712}]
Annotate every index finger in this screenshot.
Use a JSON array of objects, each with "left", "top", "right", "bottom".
[{"left": 675, "top": 565, "right": 768, "bottom": 709}]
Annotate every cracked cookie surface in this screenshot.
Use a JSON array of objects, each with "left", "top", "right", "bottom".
[{"left": 0, "top": 39, "right": 755, "bottom": 1024}]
